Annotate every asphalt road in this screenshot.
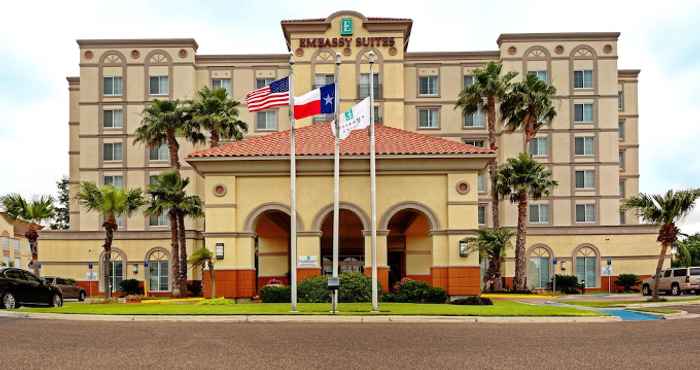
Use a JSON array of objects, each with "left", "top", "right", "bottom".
[{"left": 1, "top": 317, "right": 699, "bottom": 369}]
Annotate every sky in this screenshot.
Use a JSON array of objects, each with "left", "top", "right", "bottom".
[{"left": 1, "top": 0, "right": 699, "bottom": 232}]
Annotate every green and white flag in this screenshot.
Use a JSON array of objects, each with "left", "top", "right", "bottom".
[{"left": 331, "top": 97, "right": 371, "bottom": 140}]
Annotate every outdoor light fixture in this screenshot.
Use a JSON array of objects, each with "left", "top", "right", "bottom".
[
  {"left": 132, "top": 264, "right": 139, "bottom": 275},
  {"left": 215, "top": 242, "right": 225, "bottom": 260},
  {"left": 459, "top": 240, "right": 470, "bottom": 257}
]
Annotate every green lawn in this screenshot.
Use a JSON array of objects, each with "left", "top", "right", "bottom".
[
  {"left": 561, "top": 296, "right": 700, "bottom": 308},
  {"left": 18, "top": 300, "right": 598, "bottom": 317}
]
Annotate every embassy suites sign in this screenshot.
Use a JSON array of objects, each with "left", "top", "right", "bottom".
[{"left": 299, "top": 36, "right": 396, "bottom": 48}]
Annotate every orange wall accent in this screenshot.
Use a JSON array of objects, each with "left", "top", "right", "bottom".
[
  {"left": 430, "top": 267, "right": 448, "bottom": 291},
  {"left": 363, "top": 267, "right": 389, "bottom": 292},
  {"left": 406, "top": 274, "right": 432, "bottom": 285},
  {"left": 297, "top": 268, "right": 322, "bottom": 282},
  {"left": 203, "top": 269, "right": 256, "bottom": 298},
  {"left": 446, "top": 266, "right": 481, "bottom": 296}
]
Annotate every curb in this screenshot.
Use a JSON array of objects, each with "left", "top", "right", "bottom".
[{"left": 0, "top": 311, "right": 623, "bottom": 324}]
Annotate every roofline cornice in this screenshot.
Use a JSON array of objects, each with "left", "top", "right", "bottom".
[
  {"left": 497, "top": 32, "right": 620, "bottom": 46},
  {"left": 187, "top": 153, "right": 495, "bottom": 162},
  {"left": 618, "top": 69, "right": 641, "bottom": 78},
  {"left": 76, "top": 38, "right": 199, "bottom": 51},
  {"left": 405, "top": 50, "right": 500, "bottom": 61},
  {"left": 195, "top": 53, "right": 290, "bottom": 63}
]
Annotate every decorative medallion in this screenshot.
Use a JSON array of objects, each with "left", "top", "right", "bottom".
[
  {"left": 388, "top": 46, "right": 397, "bottom": 56},
  {"left": 455, "top": 181, "right": 470, "bottom": 195},
  {"left": 603, "top": 44, "right": 613, "bottom": 54},
  {"left": 294, "top": 48, "right": 304, "bottom": 57},
  {"left": 554, "top": 45, "right": 564, "bottom": 55},
  {"left": 213, "top": 184, "right": 227, "bottom": 197},
  {"left": 178, "top": 49, "right": 188, "bottom": 58},
  {"left": 507, "top": 46, "right": 517, "bottom": 55},
  {"left": 343, "top": 47, "right": 352, "bottom": 56},
  {"left": 84, "top": 50, "right": 94, "bottom": 60},
  {"left": 130, "top": 49, "right": 140, "bottom": 59}
]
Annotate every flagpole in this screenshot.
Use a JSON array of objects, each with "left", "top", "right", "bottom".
[
  {"left": 288, "top": 55, "right": 298, "bottom": 312},
  {"left": 332, "top": 52, "right": 342, "bottom": 313},
  {"left": 368, "top": 51, "right": 379, "bottom": 311}
]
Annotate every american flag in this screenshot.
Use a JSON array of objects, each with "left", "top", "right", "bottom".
[{"left": 245, "top": 77, "right": 289, "bottom": 112}]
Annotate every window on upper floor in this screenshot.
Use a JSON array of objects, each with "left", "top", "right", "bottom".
[
  {"left": 103, "top": 175, "right": 124, "bottom": 188},
  {"left": 463, "top": 108, "right": 485, "bottom": 128},
  {"left": 529, "top": 204, "right": 549, "bottom": 224},
  {"left": 618, "top": 119, "right": 625, "bottom": 140},
  {"left": 529, "top": 70, "right": 548, "bottom": 82},
  {"left": 574, "top": 70, "right": 593, "bottom": 89},
  {"left": 103, "top": 109, "right": 123, "bottom": 129},
  {"left": 575, "top": 204, "right": 596, "bottom": 223},
  {"left": 463, "top": 138, "right": 485, "bottom": 148},
  {"left": 463, "top": 75, "right": 474, "bottom": 87},
  {"left": 256, "top": 78, "right": 275, "bottom": 89},
  {"left": 477, "top": 172, "right": 486, "bottom": 193},
  {"left": 529, "top": 137, "right": 548, "bottom": 157},
  {"left": 149, "top": 211, "right": 169, "bottom": 227},
  {"left": 103, "top": 76, "right": 123, "bottom": 96},
  {"left": 149, "top": 76, "right": 169, "bottom": 96},
  {"left": 256, "top": 110, "right": 277, "bottom": 131},
  {"left": 359, "top": 73, "right": 380, "bottom": 99},
  {"left": 574, "top": 137, "right": 594, "bottom": 156},
  {"left": 478, "top": 206, "right": 486, "bottom": 226},
  {"left": 103, "top": 143, "right": 123, "bottom": 161},
  {"left": 619, "top": 180, "right": 625, "bottom": 197},
  {"left": 575, "top": 170, "right": 595, "bottom": 189},
  {"left": 574, "top": 103, "right": 594, "bottom": 123},
  {"left": 149, "top": 144, "right": 169, "bottom": 161},
  {"left": 418, "top": 75, "right": 439, "bottom": 96},
  {"left": 619, "top": 151, "right": 626, "bottom": 171},
  {"left": 619, "top": 211, "right": 626, "bottom": 225},
  {"left": 373, "top": 105, "right": 382, "bottom": 124},
  {"left": 212, "top": 78, "right": 232, "bottom": 94},
  {"left": 418, "top": 108, "right": 439, "bottom": 129},
  {"left": 618, "top": 90, "right": 625, "bottom": 111},
  {"left": 313, "top": 74, "right": 335, "bottom": 123}
]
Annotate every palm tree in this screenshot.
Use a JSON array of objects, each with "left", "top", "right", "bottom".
[
  {"left": 621, "top": 189, "right": 700, "bottom": 300},
  {"left": 188, "top": 247, "right": 216, "bottom": 299},
  {"left": 176, "top": 194, "right": 204, "bottom": 293},
  {"left": 134, "top": 99, "right": 204, "bottom": 171},
  {"left": 0, "top": 194, "right": 55, "bottom": 276},
  {"left": 191, "top": 86, "right": 248, "bottom": 148},
  {"left": 456, "top": 62, "right": 517, "bottom": 232},
  {"left": 496, "top": 153, "right": 558, "bottom": 291},
  {"left": 76, "top": 183, "right": 144, "bottom": 298},
  {"left": 466, "top": 228, "right": 515, "bottom": 292},
  {"left": 500, "top": 73, "right": 557, "bottom": 143}
]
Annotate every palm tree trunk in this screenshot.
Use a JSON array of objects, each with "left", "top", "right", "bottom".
[
  {"left": 652, "top": 242, "right": 670, "bottom": 300},
  {"left": 486, "top": 96, "right": 499, "bottom": 230},
  {"left": 25, "top": 226, "right": 40, "bottom": 277},
  {"left": 210, "top": 129, "right": 220, "bottom": 148},
  {"left": 166, "top": 130, "right": 181, "bottom": 171},
  {"left": 485, "top": 255, "right": 503, "bottom": 292},
  {"left": 513, "top": 192, "right": 529, "bottom": 291},
  {"left": 102, "top": 219, "right": 116, "bottom": 299},
  {"left": 169, "top": 210, "right": 181, "bottom": 297},
  {"left": 209, "top": 261, "right": 216, "bottom": 299},
  {"left": 177, "top": 211, "right": 188, "bottom": 295}
]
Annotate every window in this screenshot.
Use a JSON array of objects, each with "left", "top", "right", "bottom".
[
  {"left": 529, "top": 137, "right": 548, "bottom": 157},
  {"left": 256, "top": 78, "right": 274, "bottom": 89},
  {"left": 103, "top": 175, "right": 124, "bottom": 188},
  {"left": 478, "top": 206, "right": 486, "bottom": 225},
  {"left": 663, "top": 270, "right": 671, "bottom": 278},
  {"left": 463, "top": 108, "right": 485, "bottom": 128},
  {"left": 574, "top": 137, "right": 594, "bottom": 156},
  {"left": 576, "top": 247, "right": 597, "bottom": 288},
  {"left": 529, "top": 70, "right": 548, "bottom": 82},
  {"left": 149, "top": 211, "right": 169, "bottom": 227},
  {"left": 359, "top": 73, "right": 380, "bottom": 99},
  {"left": 256, "top": 110, "right": 277, "bottom": 131},
  {"left": 418, "top": 108, "right": 439, "bottom": 129},
  {"left": 312, "top": 74, "right": 335, "bottom": 123},
  {"left": 148, "top": 250, "right": 169, "bottom": 292},
  {"left": 574, "top": 103, "right": 594, "bottom": 123},
  {"left": 103, "top": 109, "right": 123, "bottom": 129},
  {"left": 619, "top": 151, "right": 625, "bottom": 170},
  {"left": 149, "top": 144, "right": 169, "bottom": 161},
  {"left": 618, "top": 90, "right": 624, "bottom": 111},
  {"left": 116, "top": 215, "right": 125, "bottom": 228},
  {"left": 477, "top": 172, "right": 486, "bottom": 193},
  {"left": 149, "top": 175, "right": 159, "bottom": 186},
  {"left": 690, "top": 268, "right": 700, "bottom": 276},
  {"left": 575, "top": 204, "right": 596, "bottom": 223},
  {"left": 418, "top": 75, "right": 439, "bottom": 96},
  {"left": 574, "top": 70, "right": 593, "bottom": 89},
  {"left": 575, "top": 170, "right": 595, "bottom": 189},
  {"left": 463, "top": 75, "right": 474, "bottom": 87},
  {"left": 463, "top": 139, "right": 485, "bottom": 147},
  {"left": 103, "top": 143, "right": 123, "bottom": 161},
  {"left": 528, "top": 248, "right": 551, "bottom": 289},
  {"left": 619, "top": 211, "right": 626, "bottom": 225},
  {"left": 149, "top": 76, "right": 169, "bottom": 95},
  {"left": 103, "top": 76, "right": 123, "bottom": 96},
  {"left": 373, "top": 106, "right": 382, "bottom": 124},
  {"left": 619, "top": 181, "right": 625, "bottom": 197},
  {"left": 109, "top": 259, "right": 124, "bottom": 293},
  {"left": 211, "top": 78, "right": 232, "bottom": 94},
  {"left": 528, "top": 204, "right": 549, "bottom": 224},
  {"left": 618, "top": 119, "right": 625, "bottom": 140},
  {"left": 673, "top": 269, "right": 687, "bottom": 277}
]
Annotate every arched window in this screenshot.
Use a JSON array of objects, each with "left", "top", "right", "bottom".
[
  {"left": 528, "top": 246, "right": 551, "bottom": 289},
  {"left": 147, "top": 249, "right": 170, "bottom": 292},
  {"left": 575, "top": 246, "right": 598, "bottom": 288},
  {"left": 107, "top": 251, "right": 125, "bottom": 293}
]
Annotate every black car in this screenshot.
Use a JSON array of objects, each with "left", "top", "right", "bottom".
[{"left": 0, "top": 268, "right": 63, "bottom": 309}]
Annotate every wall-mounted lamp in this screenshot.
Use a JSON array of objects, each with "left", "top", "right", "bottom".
[
  {"left": 132, "top": 264, "right": 139, "bottom": 275},
  {"left": 458, "top": 240, "right": 470, "bottom": 257},
  {"left": 215, "top": 242, "right": 225, "bottom": 260}
]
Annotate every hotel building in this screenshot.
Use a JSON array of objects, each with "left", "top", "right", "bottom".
[{"left": 40, "top": 11, "right": 663, "bottom": 298}]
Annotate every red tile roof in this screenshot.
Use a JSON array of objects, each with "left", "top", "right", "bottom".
[{"left": 188, "top": 122, "right": 493, "bottom": 159}]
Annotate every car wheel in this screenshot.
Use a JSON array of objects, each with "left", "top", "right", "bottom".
[
  {"left": 2, "top": 292, "right": 18, "bottom": 309},
  {"left": 78, "top": 291, "right": 86, "bottom": 302},
  {"left": 671, "top": 284, "right": 680, "bottom": 296},
  {"left": 50, "top": 294, "right": 63, "bottom": 308},
  {"left": 642, "top": 284, "right": 651, "bottom": 296}
]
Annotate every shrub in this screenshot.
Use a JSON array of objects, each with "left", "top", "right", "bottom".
[
  {"left": 260, "top": 285, "right": 291, "bottom": 303},
  {"left": 298, "top": 272, "right": 377, "bottom": 303},
  {"left": 554, "top": 274, "right": 580, "bottom": 294},
  {"left": 187, "top": 281, "right": 203, "bottom": 297},
  {"left": 383, "top": 278, "right": 447, "bottom": 303},
  {"left": 119, "top": 279, "right": 141, "bottom": 295},
  {"left": 298, "top": 275, "right": 330, "bottom": 303},
  {"left": 615, "top": 274, "right": 641, "bottom": 292},
  {"left": 451, "top": 296, "right": 493, "bottom": 305}
]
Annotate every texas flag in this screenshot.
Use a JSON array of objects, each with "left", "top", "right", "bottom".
[{"left": 294, "top": 83, "right": 335, "bottom": 120}]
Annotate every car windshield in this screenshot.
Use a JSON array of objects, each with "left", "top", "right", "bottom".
[{"left": 690, "top": 268, "right": 700, "bottom": 276}]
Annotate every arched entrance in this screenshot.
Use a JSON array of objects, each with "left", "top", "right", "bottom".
[
  {"left": 386, "top": 209, "right": 433, "bottom": 289},
  {"left": 319, "top": 209, "right": 365, "bottom": 275},
  {"left": 253, "top": 209, "right": 291, "bottom": 289}
]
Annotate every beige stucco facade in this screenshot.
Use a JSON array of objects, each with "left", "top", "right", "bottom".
[
  {"left": 0, "top": 213, "right": 32, "bottom": 270},
  {"left": 41, "top": 10, "right": 663, "bottom": 297}
]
